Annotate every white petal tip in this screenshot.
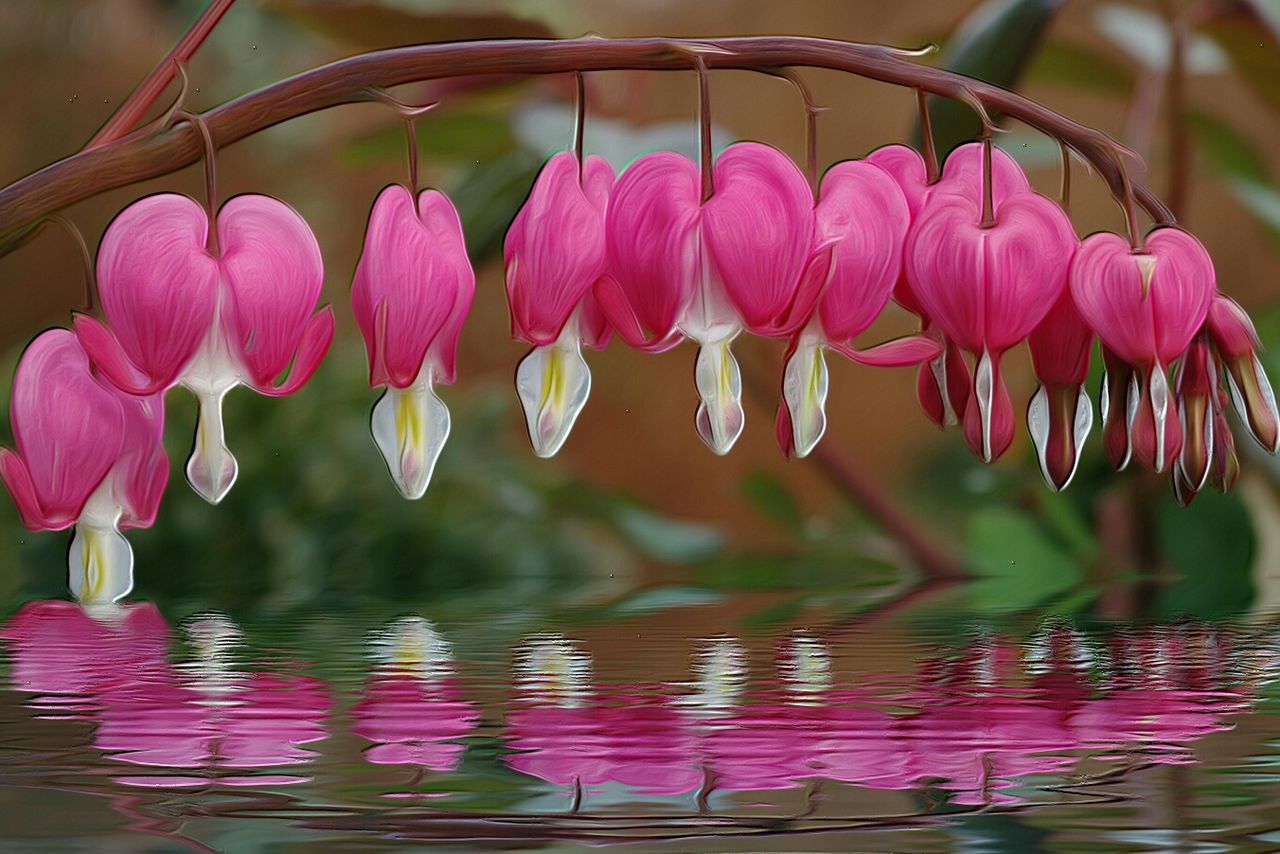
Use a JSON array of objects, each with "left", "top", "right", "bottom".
[
  {"left": 516, "top": 341, "right": 592, "bottom": 459},
  {"left": 783, "top": 341, "right": 828, "bottom": 460},
  {"left": 69, "top": 523, "right": 134, "bottom": 605},
  {"left": 371, "top": 381, "right": 451, "bottom": 500},
  {"left": 694, "top": 339, "right": 745, "bottom": 456}
]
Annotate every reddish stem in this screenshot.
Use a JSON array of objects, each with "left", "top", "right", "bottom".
[
  {"left": 0, "top": 36, "right": 1177, "bottom": 248},
  {"left": 979, "top": 129, "right": 995, "bottom": 228},
  {"left": 917, "top": 88, "right": 940, "bottom": 184},
  {"left": 86, "top": 0, "right": 238, "bottom": 149},
  {"left": 695, "top": 55, "right": 714, "bottom": 203},
  {"left": 573, "top": 71, "right": 586, "bottom": 184}
]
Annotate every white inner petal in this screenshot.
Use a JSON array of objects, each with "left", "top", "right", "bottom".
[
  {"left": 68, "top": 480, "right": 133, "bottom": 606},
  {"left": 975, "top": 349, "right": 995, "bottom": 463},
  {"left": 371, "top": 364, "right": 451, "bottom": 500},
  {"left": 515, "top": 324, "right": 591, "bottom": 459},
  {"left": 782, "top": 334, "right": 828, "bottom": 459},
  {"left": 693, "top": 333, "right": 745, "bottom": 456},
  {"left": 182, "top": 310, "right": 243, "bottom": 505}
]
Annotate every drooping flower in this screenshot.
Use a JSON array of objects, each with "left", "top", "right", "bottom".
[
  {"left": 868, "top": 142, "right": 1034, "bottom": 431},
  {"left": 505, "top": 152, "right": 614, "bottom": 458},
  {"left": 596, "top": 142, "right": 830, "bottom": 454},
  {"left": 775, "top": 158, "right": 938, "bottom": 458},
  {"left": 1206, "top": 294, "right": 1279, "bottom": 454},
  {"left": 352, "top": 184, "right": 475, "bottom": 499},
  {"left": 904, "top": 154, "right": 1078, "bottom": 462},
  {"left": 1171, "top": 337, "right": 1217, "bottom": 505},
  {"left": 1070, "top": 227, "right": 1216, "bottom": 473},
  {"left": 75, "top": 193, "right": 334, "bottom": 505},
  {"left": 0, "top": 329, "right": 168, "bottom": 605},
  {"left": 1027, "top": 290, "right": 1094, "bottom": 491}
]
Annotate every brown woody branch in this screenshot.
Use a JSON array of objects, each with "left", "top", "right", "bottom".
[{"left": 0, "top": 36, "right": 1173, "bottom": 247}]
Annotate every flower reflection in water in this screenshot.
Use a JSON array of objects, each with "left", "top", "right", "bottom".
[
  {"left": 351, "top": 616, "right": 479, "bottom": 793},
  {"left": 4, "top": 602, "right": 329, "bottom": 788}
]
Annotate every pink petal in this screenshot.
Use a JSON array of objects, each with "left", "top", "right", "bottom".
[
  {"left": 96, "top": 193, "right": 219, "bottom": 389},
  {"left": 1206, "top": 294, "right": 1260, "bottom": 358},
  {"left": 592, "top": 275, "right": 683, "bottom": 353},
  {"left": 603, "top": 152, "right": 701, "bottom": 348},
  {"left": 1028, "top": 290, "right": 1093, "bottom": 387},
  {"left": 1070, "top": 227, "right": 1214, "bottom": 368},
  {"left": 0, "top": 450, "right": 47, "bottom": 530},
  {"left": 250, "top": 306, "right": 335, "bottom": 397},
  {"left": 352, "top": 185, "right": 475, "bottom": 389},
  {"left": 1131, "top": 367, "right": 1183, "bottom": 473},
  {"left": 218, "top": 194, "right": 326, "bottom": 390},
  {"left": 865, "top": 144, "right": 929, "bottom": 217},
  {"left": 4, "top": 330, "right": 124, "bottom": 530},
  {"left": 576, "top": 286, "right": 614, "bottom": 351},
  {"left": 73, "top": 314, "right": 167, "bottom": 395},
  {"left": 938, "top": 142, "right": 1033, "bottom": 199},
  {"left": 833, "top": 334, "right": 942, "bottom": 367},
  {"left": 113, "top": 393, "right": 169, "bottom": 530},
  {"left": 505, "top": 152, "right": 614, "bottom": 345},
  {"left": 815, "top": 160, "right": 910, "bottom": 342},
  {"left": 703, "top": 142, "right": 816, "bottom": 337},
  {"left": 906, "top": 191, "right": 1074, "bottom": 354}
]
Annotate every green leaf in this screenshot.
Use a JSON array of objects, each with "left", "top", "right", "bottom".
[
  {"left": 741, "top": 470, "right": 803, "bottom": 533},
  {"left": 917, "top": 0, "right": 1068, "bottom": 155},
  {"left": 1154, "top": 489, "right": 1255, "bottom": 619},
  {"left": 343, "top": 111, "right": 516, "bottom": 169},
  {"left": 611, "top": 585, "right": 723, "bottom": 616},
  {"left": 1202, "top": 5, "right": 1280, "bottom": 117},
  {"left": 447, "top": 149, "right": 541, "bottom": 260},
  {"left": 1024, "top": 39, "right": 1135, "bottom": 93},
  {"left": 965, "top": 507, "right": 1082, "bottom": 613},
  {"left": 610, "top": 506, "right": 723, "bottom": 565},
  {"left": 266, "top": 0, "right": 556, "bottom": 49},
  {"left": 1187, "top": 110, "right": 1270, "bottom": 182}
]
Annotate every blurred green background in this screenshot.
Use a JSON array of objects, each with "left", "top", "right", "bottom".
[{"left": 1, "top": 0, "right": 1279, "bottom": 630}]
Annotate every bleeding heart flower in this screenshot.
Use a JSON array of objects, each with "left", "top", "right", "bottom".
[
  {"left": 75, "top": 193, "right": 334, "bottom": 505},
  {"left": 1027, "top": 290, "right": 1094, "bottom": 491},
  {"left": 905, "top": 167, "right": 1078, "bottom": 462},
  {"left": 868, "top": 142, "right": 1033, "bottom": 431},
  {"left": 1171, "top": 336, "right": 1218, "bottom": 505},
  {"left": 0, "top": 330, "right": 168, "bottom": 605},
  {"left": 776, "top": 158, "right": 938, "bottom": 458},
  {"left": 352, "top": 185, "right": 475, "bottom": 500},
  {"left": 505, "top": 152, "right": 614, "bottom": 458},
  {"left": 596, "top": 142, "right": 830, "bottom": 454},
  {"left": 1206, "top": 294, "right": 1279, "bottom": 454},
  {"left": 1070, "top": 227, "right": 1216, "bottom": 473}
]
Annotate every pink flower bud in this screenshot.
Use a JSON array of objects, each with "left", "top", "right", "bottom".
[{"left": 1206, "top": 295, "right": 1279, "bottom": 453}]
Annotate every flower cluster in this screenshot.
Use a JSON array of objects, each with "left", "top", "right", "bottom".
[
  {"left": 2, "top": 192, "right": 334, "bottom": 603},
  {"left": 506, "top": 139, "right": 1277, "bottom": 503},
  {"left": 3, "top": 131, "right": 1276, "bottom": 604}
]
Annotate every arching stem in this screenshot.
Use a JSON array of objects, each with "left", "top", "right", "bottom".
[
  {"left": 762, "top": 68, "right": 823, "bottom": 194},
  {"left": 917, "top": 88, "right": 940, "bottom": 184},
  {"left": 1115, "top": 149, "right": 1144, "bottom": 251},
  {"left": 366, "top": 88, "right": 438, "bottom": 196},
  {"left": 980, "top": 124, "right": 995, "bottom": 229},
  {"left": 1059, "top": 140, "right": 1071, "bottom": 214},
  {"left": 39, "top": 214, "right": 96, "bottom": 312},
  {"left": 695, "top": 55, "right": 714, "bottom": 203},
  {"left": 573, "top": 71, "right": 586, "bottom": 185},
  {"left": 173, "top": 109, "right": 219, "bottom": 256}
]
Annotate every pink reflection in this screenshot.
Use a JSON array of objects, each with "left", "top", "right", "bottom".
[{"left": 4, "top": 603, "right": 330, "bottom": 788}]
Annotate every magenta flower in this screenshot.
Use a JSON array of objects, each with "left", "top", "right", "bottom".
[
  {"left": 1206, "top": 294, "right": 1279, "bottom": 454},
  {"left": 1027, "top": 290, "right": 1094, "bottom": 490},
  {"left": 0, "top": 330, "right": 167, "bottom": 604},
  {"left": 352, "top": 185, "right": 475, "bottom": 499},
  {"left": 75, "top": 193, "right": 334, "bottom": 505},
  {"left": 776, "top": 158, "right": 938, "bottom": 458},
  {"left": 1172, "top": 337, "right": 1218, "bottom": 504},
  {"left": 505, "top": 152, "right": 614, "bottom": 457},
  {"left": 1070, "top": 227, "right": 1216, "bottom": 473},
  {"left": 905, "top": 167, "right": 1077, "bottom": 462},
  {"left": 597, "top": 142, "right": 830, "bottom": 454},
  {"left": 869, "top": 142, "right": 1032, "bottom": 431}
]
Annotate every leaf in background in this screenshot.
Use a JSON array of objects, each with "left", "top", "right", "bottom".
[
  {"left": 1187, "top": 110, "right": 1270, "bottom": 182},
  {"left": 741, "top": 470, "right": 803, "bottom": 533},
  {"left": 1201, "top": 2, "right": 1280, "bottom": 116},
  {"left": 448, "top": 149, "right": 541, "bottom": 260},
  {"left": 343, "top": 110, "right": 516, "bottom": 169},
  {"left": 611, "top": 585, "right": 723, "bottom": 616},
  {"left": 610, "top": 505, "right": 723, "bottom": 565},
  {"left": 1154, "top": 490, "right": 1255, "bottom": 619},
  {"left": 1093, "top": 4, "right": 1229, "bottom": 72},
  {"left": 1025, "top": 39, "right": 1135, "bottom": 93},
  {"left": 965, "top": 507, "right": 1082, "bottom": 613},
  {"left": 916, "top": 0, "right": 1068, "bottom": 156},
  {"left": 266, "top": 0, "right": 555, "bottom": 49}
]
